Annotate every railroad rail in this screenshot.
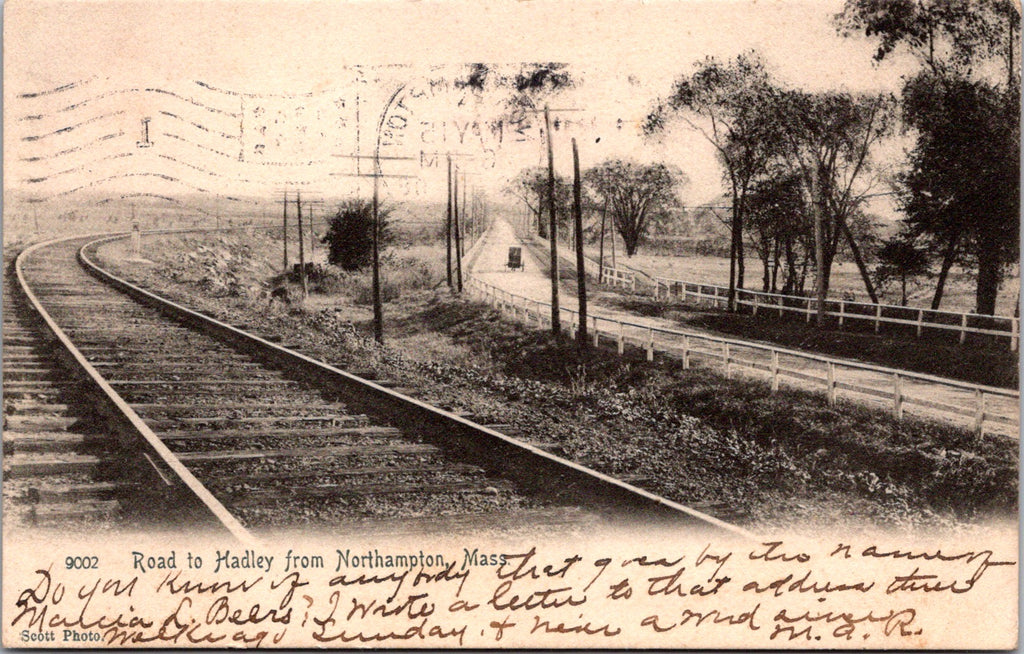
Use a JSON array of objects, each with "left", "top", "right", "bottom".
[
  {"left": 2, "top": 251, "right": 145, "bottom": 529},
  {"left": 6, "top": 231, "right": 752, "bottom": 541}
]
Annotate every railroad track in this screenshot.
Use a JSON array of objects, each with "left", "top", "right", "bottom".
[
  {"left": 5, "top": 232, "right": 749, "bottom": 541},
  {"left": 2, "top": 251, "right": 162, "bottom": 530}
]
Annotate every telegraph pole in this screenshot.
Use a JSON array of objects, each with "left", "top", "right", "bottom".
[
  {"left": 453, "top": 167, "right": 463, "bottom": 293},
  {"left": 332, "top": 148, "right": 416, "bottom": 344},
  {"left": 281, "top": 190, "right": 289, "bottom": 271},
  {"left": 307, "top": 203, "right": 315, "bottom": 260},
  {"left": 544, "top": 105, "right": 560, "bottom": 335},
  {"left": 572, "top": 138, "right": 587, "bottom": 349},
  {"left": 296, "top": 190, "right": 307, "bottom": 299},
  {"left": 459, "top": 170, "right": 469, "bottom": 259},
  {"left": 372, "top": 165, "right": 383, "bottom": 342},
  {"left": 446, "top": 156, "right": 453, "bottom": 288},
  {"left": 303, "top": 199, "right": 324, "bottom": 261}
]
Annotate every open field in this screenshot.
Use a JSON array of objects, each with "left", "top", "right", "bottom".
[{"left": 580, "top": 235, "right": 1020, "bottom": 317}]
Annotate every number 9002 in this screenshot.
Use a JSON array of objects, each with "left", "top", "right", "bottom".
[{"left": 65, "top": 556, "right": 99, "bottom": 570}]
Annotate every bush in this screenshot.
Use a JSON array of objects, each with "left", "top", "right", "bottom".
[{"left": 321, "top": 199, "right": 393, "bottom": 270}]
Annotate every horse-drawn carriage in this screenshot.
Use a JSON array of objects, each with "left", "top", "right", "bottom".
[{"left": 505, "top": 246, "right": 524, "bottom": 271}]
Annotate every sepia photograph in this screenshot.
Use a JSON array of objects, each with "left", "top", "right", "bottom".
[{"left": 2, "top": 0, "right": 1020, "bottom": 648}]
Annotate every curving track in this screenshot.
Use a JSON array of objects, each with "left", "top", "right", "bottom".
[{"left": 5, "top": 232, "right": 750, "bottom": 541}]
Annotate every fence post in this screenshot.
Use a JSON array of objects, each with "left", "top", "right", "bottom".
[
  {"left": 777, "top": 296, "right": 783, "bottom": 318},
  {"left": 631, "top": 275, "right": 636, "bottom": 292},
  {"left": 646, "top": 327, "right": 654, "bottom": 361},
  {"left": 973, "top": 389, "right": 985, "bottom": 436},
  {"left": 752, "top": 293, "right": 759, "bottom": 317},
  {"left": 805, "top": 298, "right": 812, "bottom": 323},
  {"left": 838, "top": 301, "right": 845, "bottom": 329},
  {"left": 1012, "top": 317, "right": 1019, "bottom": 352},
  {"left": 682, "top": 335, "right": 690, "bottom": 369},
  {"left": 723, "top": 342, "right": 731, "bottom": 379},
  {"left": 617, "top": 322, "right": 624, "bottom": 354},
  {"left": 916, "top": 309, "right": 924, "bottom": 338},
  {"left": 592, "top": 316, "right": 599, "bottom": 347},
  {"left": 770, "top": 349, "right": 779, "bottom": 392},
  {"left": 892, "top": 373, "right": 903, "bottom": 419},
  {"left": 960, "top": 313, "right": 968, "bottom": 345},
  {"left": 826, "top": 362, "right": 836, "bottom": 406},
  {"left": 875, "top": 304, "right": 882, "bottom": 334}
]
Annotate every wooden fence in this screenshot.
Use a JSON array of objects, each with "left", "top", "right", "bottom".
[
  {"left": 655, "top": 278, "right": 1019, "bottom": 352},
  {"left": 465, "top": 276, "right": 1019, "bottom": 437},
  {"left": 600, "top": 266, "right": 636, "bottom": 290}
]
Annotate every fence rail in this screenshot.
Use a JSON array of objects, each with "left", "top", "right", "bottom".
[
  {"left": 655, "top": 277, "right": 1019, "bottom": 352},
  {"left": 465, "top": 275, "right": 1019, "bottom": 437},
  {"left": 600, "top": 266, "right": 636, "bottom": 290}
]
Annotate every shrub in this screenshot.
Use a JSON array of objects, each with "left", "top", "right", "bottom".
[{"left": 321, "top": 199, "right": 393, "bottom": 270}]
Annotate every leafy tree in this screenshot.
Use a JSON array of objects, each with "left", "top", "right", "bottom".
[
  {"left": 505, "top": 167, "right": 572, "bottom": 239},
  {"left": 838, "top": 0, "right": 1020, "bottom": 314},
  {"left": 771, "top": 89, "right": 894, "bottom": 310},
  {"left": 836, "top": 0, "right": 1019, "bottom": 83},
  {"left": 744, "top": 169, "right": 810, "bottom": 293},
  {"left": 875, "top": 232, "right": 932, "bottom": 305},
  {"left": 898, "top": 72, "right": 1018, "bottom": 314},
  {"left": 584, "top": 160, "right": 683, "bottom": 256},
  {"left": 646, "top": 52, "right": 780, "bottom": 310},
  {"left": 321, "top": 199, "right": 392, "bottom": 271}
]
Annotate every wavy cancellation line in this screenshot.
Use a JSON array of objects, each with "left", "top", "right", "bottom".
[
  {"left": 53, "top": 172, "right": 257, "bottom": 204},
  {"left": 57, "top": 172, "right": 213, "bottom": 197},
  {"left": 194, "top": 79, "right": 335, "bottom": 100},
  {"left": 18, "top": 87, "right": 241, "bottom": 121},
  {"left": 94, "top": 193, "right": 217, "bottom": 217},
  {"left": 156, "top": 154, "right": 254, "bottom": 184},
  {"left": 23, "top": 152, "right": 137, "bottom": 183},
  {"left": 158, "top": 131, "right": 339, "bottom": 171},
  {"left": 17, "top": 76, "right": 98, "bottom": 99},
  {"left": 160, "top": 132, "right": 237, "bottom": 160},
  {"left": 21, "top": 111, "right": 127, "bottom": 142},
  {"left": 20, "top": 132, "right": 125, "bottom": 162},
  {"left": 159, "top": 110, "right": 239, "bottom": 141}
]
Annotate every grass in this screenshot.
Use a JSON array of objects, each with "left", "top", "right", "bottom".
[
  {"left": 92, "top": 230, "right": 1019, "bottom": 532},
  {"left": 596, "top": 292, "right": 1019, "bottom": 389}
]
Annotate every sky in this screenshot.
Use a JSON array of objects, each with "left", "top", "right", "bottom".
[{"left": 4, "top": 0, "right": 920, "bottom": 211}]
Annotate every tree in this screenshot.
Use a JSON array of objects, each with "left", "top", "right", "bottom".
[
  {"left": 875, "top": 232, "right": 932, "bottom": 305},
  {"left": 744, "top": 169, "right": 809, "bottom": 293},
  {"left": 771, "top": 89, "right": 894, "bottom": 321},
  {"left": 322, "top": 199, "right": 392, "bottom": 270},
  {"left": 898, "top": 71, "right": 1019, "bottom": 314},
  {"left": 836, "top": 0, "right": 1019, "bottom": 83},
  {"left": 506, "top": 167, "right": 572, "bottom": 240},
  {"left": 838, "top": 0, "right": 1020, "bottom": 315},
  {"left": 584, "top": 159, "right": 683, "bottom": 256},
  {"left": 646, "top": 52, "right": 780, "bottom": 310}
]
